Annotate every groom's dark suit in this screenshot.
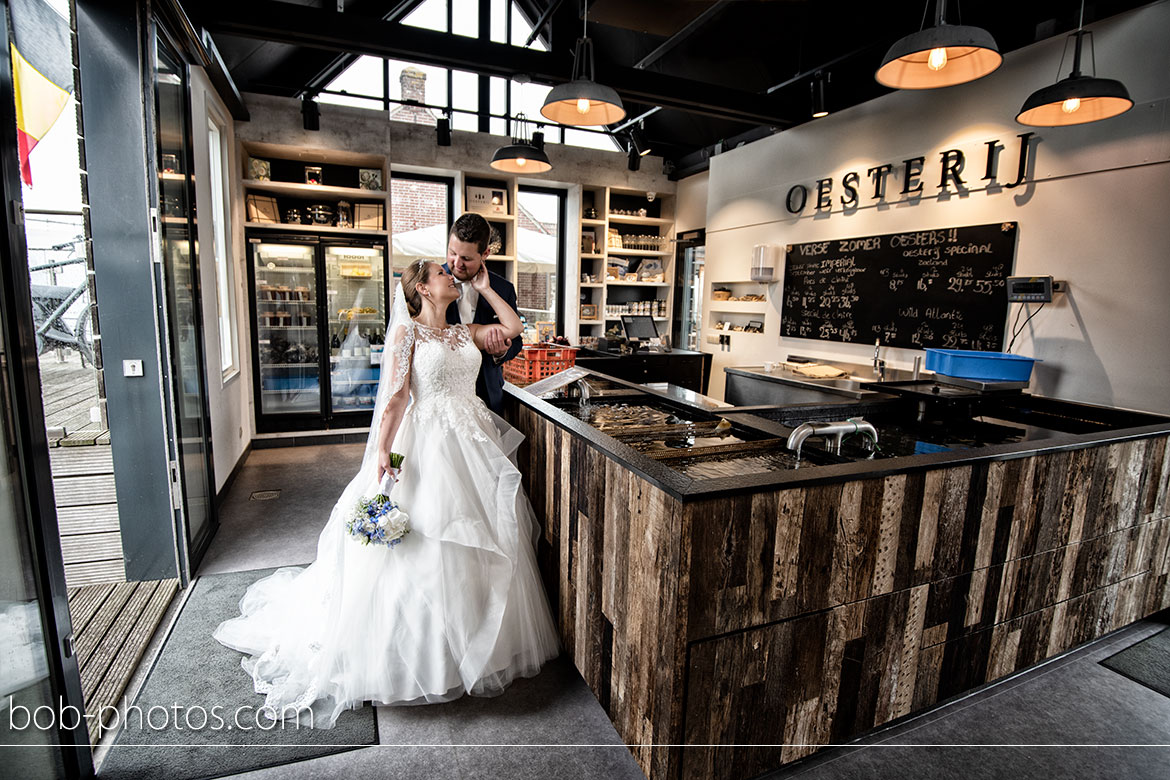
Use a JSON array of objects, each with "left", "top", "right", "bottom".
[{"left": 444, "top": 267, "right": 523, "bottom": 413}]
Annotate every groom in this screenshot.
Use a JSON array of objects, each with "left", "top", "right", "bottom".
[{"left": 444, "top": 213, "right": 523, "bottom": 413}]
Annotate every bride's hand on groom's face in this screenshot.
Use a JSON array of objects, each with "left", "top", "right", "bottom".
[{"left": 470, "top": 265, "right": 491, "bottom": 293}]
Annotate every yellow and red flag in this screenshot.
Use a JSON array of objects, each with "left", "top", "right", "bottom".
[{"left": 10, "top": 0, "right": 73, "bottom": 186}]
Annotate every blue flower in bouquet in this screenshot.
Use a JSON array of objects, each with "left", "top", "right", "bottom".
[{"left": 347, "top": 453, "right": 410, "bottom": 547}]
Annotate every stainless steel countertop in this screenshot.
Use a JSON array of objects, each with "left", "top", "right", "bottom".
[{"left": 726, "top": 357, "right": 924, "bottom": 399}]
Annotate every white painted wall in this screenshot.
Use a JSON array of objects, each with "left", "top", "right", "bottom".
[
  {"left": 191, "top": 68, "right": 251, "bottom": 492},
  {"left": 700, "top": 1, "right": 1170, "bottom": 413},
  {"left": 675, "top": 170, "right": 709, "bottom": 233}
]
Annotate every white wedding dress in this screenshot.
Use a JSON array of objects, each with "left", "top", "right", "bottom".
[{"left": 213, "top": 321, "right": 560, "bottom": 727}]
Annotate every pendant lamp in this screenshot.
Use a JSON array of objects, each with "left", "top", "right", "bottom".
[
  {"left": 540, "top": 3, "right": 625, "bottom": 126},
  {"left": 1016, "top": 10, "right": 1132, "bottom": 126},
  {"left": 876, "top": 0, "right": 1001, "bottom": 89},
  {"left": 490, "top": 114, "right": 552, "bottom": 174}
]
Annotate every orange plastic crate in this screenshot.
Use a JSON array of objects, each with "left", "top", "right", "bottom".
[{"left": 503, "top": 345, "right": 577, "bottom": 386}]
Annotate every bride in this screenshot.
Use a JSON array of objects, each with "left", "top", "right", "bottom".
[{"left": 213, "top": 258, "right": 560, "bottom": 727}]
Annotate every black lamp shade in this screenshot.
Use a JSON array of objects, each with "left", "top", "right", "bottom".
[
  {"left": 1016, "top": 74, "right": 1133, "bottom": 126},
  {"left": 490, "top": 142, "right": 552, "bottom": 174},
  {"left": 541, "top": 79, "right": 625, "bottom": 126},
  {"left": 876, "top": 23, "right": 1002, "bottom": 89}
]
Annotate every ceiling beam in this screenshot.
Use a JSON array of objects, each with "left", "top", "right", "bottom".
[
  {"left": 634, "top": 0, "right": 729, "bottom": 70},
  {"left": 524, "top": 0, "right": 567, "bottom": 47},
  {"left": 206, "top": 0, "right": 794, "bottom": 126}
]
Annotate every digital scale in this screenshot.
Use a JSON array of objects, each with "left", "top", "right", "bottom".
[{"left": 1005, "top": 275, "right": 1065, "bottom": 303}]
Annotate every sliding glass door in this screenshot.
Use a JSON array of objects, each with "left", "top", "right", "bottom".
[{"left": 0, "top": 4, "right": 91, "bottom": 773}]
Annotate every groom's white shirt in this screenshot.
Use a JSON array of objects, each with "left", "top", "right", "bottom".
[{"left": 456, "top": 281, "right": 478, "bottom": 324}]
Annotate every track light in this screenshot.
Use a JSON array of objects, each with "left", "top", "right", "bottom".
[
  {"left": 627, "top": 144, "right": 640, "bottom": 172},
  {"left": 629, "top": 124, "right": 651, "bottom": 157},
  {"left": 301, "top": 95, "right": 320, "bottom": 131},
  {"left": 436, "top": 115, "right": 452, "bottom": 146},
  {"left": 811, "top": 71, "right": 829, "bottom": 118},
  {"left": 1016, "top": 13, "right": 1132, "bottom": 127},
  {"left": 875, "top": 0, "right": 1001, "bottom": 89}
]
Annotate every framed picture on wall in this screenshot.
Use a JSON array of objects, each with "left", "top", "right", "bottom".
[
  {"left": 467, "top": 186, "right": 508, "bottom": 215},
  {"left": 580, "top": 303, "right": 598, "bottom": 320},
  {"left": 536, "top": 321, "right": 555, "bottom": 342}
]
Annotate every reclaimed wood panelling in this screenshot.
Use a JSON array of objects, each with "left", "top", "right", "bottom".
[
  {"left": 505, "top": 395, "right": 1170, "bottom": 780},
  {"left": 681, "top": 535, "right": 1167, "bottom": 780},
  {"left": 509, "top": 401, "right": 689, "bottom": 780},
  {"left": 686, "top": 437, "right": 1170, "bottom": 641}
]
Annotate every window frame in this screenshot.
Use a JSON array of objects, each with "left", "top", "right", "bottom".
[
  {"left": 516, "top": 184, "right": 566, "bottom": 333},
  {"left": 205, "top": 101, "right": 238, "bottom": 382}
]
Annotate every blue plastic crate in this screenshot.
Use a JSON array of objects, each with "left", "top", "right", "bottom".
[{"left": 924, "top": 349, "right": 1040, "bottom": 382}]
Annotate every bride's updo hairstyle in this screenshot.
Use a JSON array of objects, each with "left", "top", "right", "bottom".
[{"left": 400, "top": 259, "right": 434, "bottom": 316}]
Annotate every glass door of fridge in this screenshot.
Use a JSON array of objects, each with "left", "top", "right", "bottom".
[
  {"left": 253, "top": 241, "right": 321, "bottom": 416},
  {"left": 324, "top": 244, "right": 386, "bottom": 415}
]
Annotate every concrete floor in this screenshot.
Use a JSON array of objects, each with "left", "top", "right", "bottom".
[
  {"left": 195, "top": 443, "right": 645, "bottom": 780},
  {"left": 187, "top": 443, "right": 1170, "bottom": 780}
]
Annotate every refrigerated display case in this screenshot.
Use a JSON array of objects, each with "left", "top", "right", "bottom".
[
  {"left": 325, "top": 244, "right": 386, "bottom": 416},
  {"left": 247, "top": 232, "right": 388, "bottom": 432}
]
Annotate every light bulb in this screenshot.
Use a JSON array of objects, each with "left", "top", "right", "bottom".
[
  {"left": 576, "top": 98, "right": 590, "bottom": 115},
  {"left": 927, "top": 47, "right": 948, "bottom": 71},
  {"left": 515, "top": 157, "right": 526, "bottom": 167},
  {"left": 1061, "top": 97, "right": 1081, "bottom": 114}
]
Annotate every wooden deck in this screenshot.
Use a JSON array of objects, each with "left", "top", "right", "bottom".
[
  {"left": 68, "top": 579, "right": 179, "bottom": 745},
  {"left": 40, "top": 352, "right": 125, "bottom": 587}
]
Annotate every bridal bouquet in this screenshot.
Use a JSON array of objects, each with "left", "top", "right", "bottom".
[{"left": 347, "top": 453, "right": 410, "bottom": 548}]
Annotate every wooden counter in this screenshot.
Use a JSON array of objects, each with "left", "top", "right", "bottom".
[{"left": 504, "top": 379, "right": 1170, "bottom": 780}]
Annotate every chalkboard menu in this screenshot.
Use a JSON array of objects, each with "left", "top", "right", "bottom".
[{"left": 781, "top": 222, "right": 1017, "bottom": 351}]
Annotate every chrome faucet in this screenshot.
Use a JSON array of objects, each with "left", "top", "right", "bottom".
[
  {"left": 873, "top": 338, "right": 886, "bottom": 380},
  {"left": 575, "top": 379, "right": 592, "bottom": 405},
  {"left": 786, "top": 418, "right": 879, "bottom": 459}
]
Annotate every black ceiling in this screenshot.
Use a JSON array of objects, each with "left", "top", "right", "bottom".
[{"left": 187, "top": 0, "right": 1151, "bottom": 176}]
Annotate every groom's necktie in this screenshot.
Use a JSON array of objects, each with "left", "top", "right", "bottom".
[{"left": 455, "top": 281, "right": 478, "bottom": 324}]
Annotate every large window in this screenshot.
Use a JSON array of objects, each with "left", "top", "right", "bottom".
[
  {"left": 317, "top": 0, "right": 621, "bottom": 152},
  {"left": 206, "top": 108, "right": 237, "bottom": 378},
  {"left": 390, "top": 173, "right": 454, "bottom": 273},
  {"left": 516, "top": 186, "right": 565, "bottom": 335}
]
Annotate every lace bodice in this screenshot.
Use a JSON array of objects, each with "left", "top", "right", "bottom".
[
  {"left": 407, "top": 323, "right": 493, "bottom": 439},
  {"left": 410, "top": 322, "right": 479, "bottom": 402}
]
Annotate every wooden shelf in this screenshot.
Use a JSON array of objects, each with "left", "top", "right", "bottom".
[
  {"left": 713, "top": 280, "right": 768, "bottom": 286},
  {"left": 578, "top": 319, "right": 602, "bottom": 324},
  {"left": 243, "top": 178, "right": 387, "bottom": 200},
  {"left": 581, "top": 218, "right": 606, "bottom": 227},
  {"left": 710, "top": 301, "right": 768, "bottom": 313},
  {"left": 706, "top": 327, "right": 767, "bottom": 336},
  {"left": 242, "top": 140, "right": 384, "bottom": 169},
  {"left": 580, "top": 282, "right": 604, "bottom": 288},
  {"left": 580, "top": 253, "right": 606, "bottom": 260},
  {"left": 606, "top": 280, "right": 671, "bottom": 287},
  {"left": 606, "top": 247, "right": 672, "bottom": 257},
  {"left": 244, "top": 221, "right": 388, "bottom": 237},
  {"left": 607, "top": 214, "right": 673, "bottom": 226},
  {"left": 482, "top": 213, "right": 516, "bottom": 222}
]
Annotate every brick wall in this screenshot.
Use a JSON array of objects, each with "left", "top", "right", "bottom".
[
  {"left": 518, "top": 271, "right": 550, "bottom": 311},
  {"left": 391, "top": 179, "right": 448, "bottom": 234}
]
